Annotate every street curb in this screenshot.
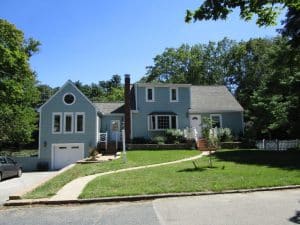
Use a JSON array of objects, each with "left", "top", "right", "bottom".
[
  {"left": 8, "top": 164, "right": 75, "bottom": 200},
  {"left": 4, "top": 185, "right": 300, "bottom": 206}
]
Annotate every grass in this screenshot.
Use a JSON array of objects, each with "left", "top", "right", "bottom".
[
  {"left": 0, "top": 149, "right": 38, "bottom": 157},
  {"left": 80, "top": 149, "right": 300, "bottom": 199},
  {"left": 23, "top": 150, "right": 199, "bottom": 199}
]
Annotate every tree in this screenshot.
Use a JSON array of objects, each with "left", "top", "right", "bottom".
[
  {"left": 185, "top": 1, "right": 300, "bottom": 47},
  {"left": 145, "top": 38, "right": 235, "bottom": 85},
  {"left": 0, "top": 19, "right": 40, "bottom": 146}
]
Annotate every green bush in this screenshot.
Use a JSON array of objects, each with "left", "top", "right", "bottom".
[
  {"left": 152, "top": 136, "right": 166, "bottom": 144},
  {"left": 218, "top": 128, "right": 233, "bottom": 142},
  {"left": 165, "top": 129, "right": 184, "bottom": 144}
]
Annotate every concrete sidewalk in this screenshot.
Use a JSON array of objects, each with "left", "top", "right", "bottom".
[{"left": 50, "top": 153, "right": 206, "bottom": 201}]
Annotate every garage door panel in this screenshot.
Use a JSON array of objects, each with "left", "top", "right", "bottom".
[{"left": 52, "top": 143, "right": 84, "bottom": 170}]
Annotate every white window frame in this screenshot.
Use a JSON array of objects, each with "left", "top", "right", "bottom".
[
  {"left": 75, "top": 112, "right": 85, "bottom": 133},
  {"left": 148, "top": 115, "right": 178, "bottom": 131},
  {"left": 64, "top": 112, "right": 74, "bottom": 133},
  {"left": 210, "top": 114, "right": 223, "bottom": 128},
  {"left": 62, "top": 92, "right": 76, "bottom": 105},
  {"left": 170, "top": 87, "right": 178, "bottom": 102},
  {"left": 52, "top": 112, "right": 62, "bottom": 134},
  {"left": 145, "top": 87, "right": 155, "bottom": 102}
]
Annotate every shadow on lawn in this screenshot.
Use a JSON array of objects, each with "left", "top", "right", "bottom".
[{"left": 213, "top": 150, "right": 300, "bottom": 170}]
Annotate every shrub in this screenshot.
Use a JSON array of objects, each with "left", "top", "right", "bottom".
[
  {"left": 218, "top": 128, "right": 233, "bottom": 142},
  {"left": 165, "top": 129, "right": 184, "bottom": 144},
  {"left": 152, "top": 136, "right": 166, "bottom": 144}
]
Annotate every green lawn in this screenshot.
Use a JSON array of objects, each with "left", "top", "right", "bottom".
[
  {"left": 23, "top": 150, "right": 199, "bottom": 199},
  {"left": 80, "top": 150, "right": 300, "bottom": 199}
]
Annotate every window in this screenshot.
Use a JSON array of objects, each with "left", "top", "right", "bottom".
[
  {"left": 63, "top": 93, "right": 75, "bottom": 105},
  {"left": 148, "top": 115, "right": 177, "bottom": 130},
  {"left": 52, "top": 113, "right": 62, "bottom": 134},
  {"left": 170, "top": 88, "right": 178, "bottom": 102},
  {"left": 146, "top": 87, "right": 154, "bottom": 102},
  {"left": 210, "top": 114, "right": 222, "bottom": 128},
  {"left": 64, "top": 113, "right": 73, "bottom": 133},
  {"left": 75, "top": 113, "right": 85, "bottom": 133}
]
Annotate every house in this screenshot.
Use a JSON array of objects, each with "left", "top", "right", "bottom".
[{"left": 38, "top": 75, "right": 243, "bottom": 170}]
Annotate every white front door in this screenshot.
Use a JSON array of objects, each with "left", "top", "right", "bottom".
[
  {"left": 52, "top": 143, "right": 84, "bottom": 170},
  {"left": 110, "top": 120, "right": 120, "bottom": 141},
  {"left": 189, "top": 115, "right": 202, "bottom": 138}
]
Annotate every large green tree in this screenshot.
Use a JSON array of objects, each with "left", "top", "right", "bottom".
[
  {"left": 144, "top": 38, "right": 235, "bottom": 85},
  {"left": 143, "top": 37, "right": 300, "bottom": 139},
  {"left": 185, "top": 1, "right": 300, "bottom": 47},
  {"left": 0, "top": 19, "right": 40, "bottom": 146}
]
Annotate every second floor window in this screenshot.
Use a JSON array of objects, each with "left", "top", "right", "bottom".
[
  {"left": 146, "top": 87, "right": 154, "bottom": 102},
  {"left": 52, "top": 113, "right": 62, "bottom": 133},
  {"left": 170, "top": 88, "right": 178, "bottom": 102},
  {"left": 64, "top": 113, "right": 73, "bottom": 133}
]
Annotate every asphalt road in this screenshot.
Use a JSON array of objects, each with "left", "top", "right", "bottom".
[
  {"left": 0, "top": 171, "right": 56, "bottom": 205},
  {"left": 0, "top": 189, "right": 299, "bottom": 225}
]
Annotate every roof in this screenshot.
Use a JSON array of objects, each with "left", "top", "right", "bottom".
[
  {"left": 190, "top": 86, "right": 243, "bottom": 113},
  {"left": 93, "top": 102, "right": 125, "bottom": 115}
]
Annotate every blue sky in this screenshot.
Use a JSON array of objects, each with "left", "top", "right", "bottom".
[{"left": 1, "top": 0, "right": 284, "bottom": 87}]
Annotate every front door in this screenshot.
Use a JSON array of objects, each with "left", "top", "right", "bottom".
[
  {"left": 110, "top": 120, "right": 120, "bottom": 141},
  {"left": 189, "top": 115, "right": 202, "bottom": 138}
]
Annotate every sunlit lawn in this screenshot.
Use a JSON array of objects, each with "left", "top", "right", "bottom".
[
  {"left": 23, "top": 150, "right": 199, "bottom": 199},
  {"left": 80, "top": 150, "right": 300, "bottom": 198}
]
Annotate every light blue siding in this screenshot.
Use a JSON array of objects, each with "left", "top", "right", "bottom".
[
  {"left": 39, "top": 82, "right": 97, "bottom": 167},
  {"left": 132, "top": 86, "right": 190, "bottom": 139},
  {"left": 200, "top": 112, "right": 244, "bottom": 137},
  {"left": 100, "top": 115, "right": 124, "bottom": 140}
]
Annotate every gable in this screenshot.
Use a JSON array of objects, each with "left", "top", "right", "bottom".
[{"left": 39, "top": 80, "right": 96, "bottom": 113}]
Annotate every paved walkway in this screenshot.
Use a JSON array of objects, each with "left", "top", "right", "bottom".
[{"left": 51, "top": 153, "right": 206, "bottom": 200}]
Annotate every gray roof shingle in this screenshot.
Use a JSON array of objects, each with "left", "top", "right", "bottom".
[
  {"left": 93, "top": 102, "right": 125, "bottom": 114},
  {"left": 190, "top": 86, "right": 243, "bottom": 113}
]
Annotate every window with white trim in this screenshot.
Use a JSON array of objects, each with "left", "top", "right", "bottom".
[
  {"left": 210, "top": 114, "right": 222, "bottom": 128},
  {"left": 148, "top": 115, "right": 177, "bottom": 130},
  {"left": 52, "top": 113, "right": 62, "bottom": 134},
  {"left": 146, "top": 87, "right": 154, "bottom": 102},
  {"left": 170, "top": 88, "right": 178, "bottom": 102},
  {"left": 75, "top": 112, "right": 85, "bottom": 133},
  {"left": 64, "top": 113, "right": 73, "bottom": 133}
]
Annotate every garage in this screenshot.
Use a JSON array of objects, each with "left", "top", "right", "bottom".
[{"left": 52, "top": 143, "right": 84, "bottom": 170}]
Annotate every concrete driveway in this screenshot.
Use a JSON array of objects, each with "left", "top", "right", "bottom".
[{"left": 0, "top": 171, "right": 56, "bottom": 205}]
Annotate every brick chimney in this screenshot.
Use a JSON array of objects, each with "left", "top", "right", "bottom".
[{"left": 124, "top": 74, "right": 131, "bottom": 143}]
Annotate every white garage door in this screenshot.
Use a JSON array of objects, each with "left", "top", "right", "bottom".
[{"left": 52, "top": 143, "right": 84, "bottom": 170}]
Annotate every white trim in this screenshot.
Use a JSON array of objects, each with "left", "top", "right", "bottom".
[
  {"left": 51, "top": 143, "right": 84, "bottom": 170},
  {"left": 170, "top": 87, "right": 179, "bottom": 102},
  {"left": 145, "top": 87, "right": 155, "bottom": 102},
  {"left": 96, "top": 114, "right": 99, "bottom": 142},
  {"left": 38, "top": 80, "right": 97, "bottom": 112},
  {"left": 148, "top": 114, "right": 178, "bottom": 131},
  {"left": 38, "top": 112, "right": 41, "bottom": 159},
  {"left": 63, "top": 92, "right": 76, "bottom": 105},
  {"left": 64, "top": 112, "right": 74, "bottom": 133},
  {"left": 137, "top": 83, "right": 191, "bottom": 88},
  {"left": 134, "top": 83, "right": 138, "bottom": 110},
  {"left": 75, "top": 112, "right": 85, "bottom": 133},
  {"left": 210, "top": 114, "right": 223, "bottom": 128},
  {"left": 52, "top": 112, "right": 62, "bottom": 134}
]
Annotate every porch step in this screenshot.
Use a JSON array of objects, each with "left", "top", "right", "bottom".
[
  {"left": 196, "top": 138, "right": 214, "bottom": 151},
  {"left": 98, "top": 142, "right": 121, "bottom": 155}
]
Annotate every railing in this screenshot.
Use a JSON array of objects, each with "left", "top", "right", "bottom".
[
  {"left": 99, "top": 132, "right": 108, "bottom": 150},
  {"left": 183, "top": 127, "right": 198, "bottom": 142},
  {"left": 256, "top": 139, "right": 299, "bottom": 151}
]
